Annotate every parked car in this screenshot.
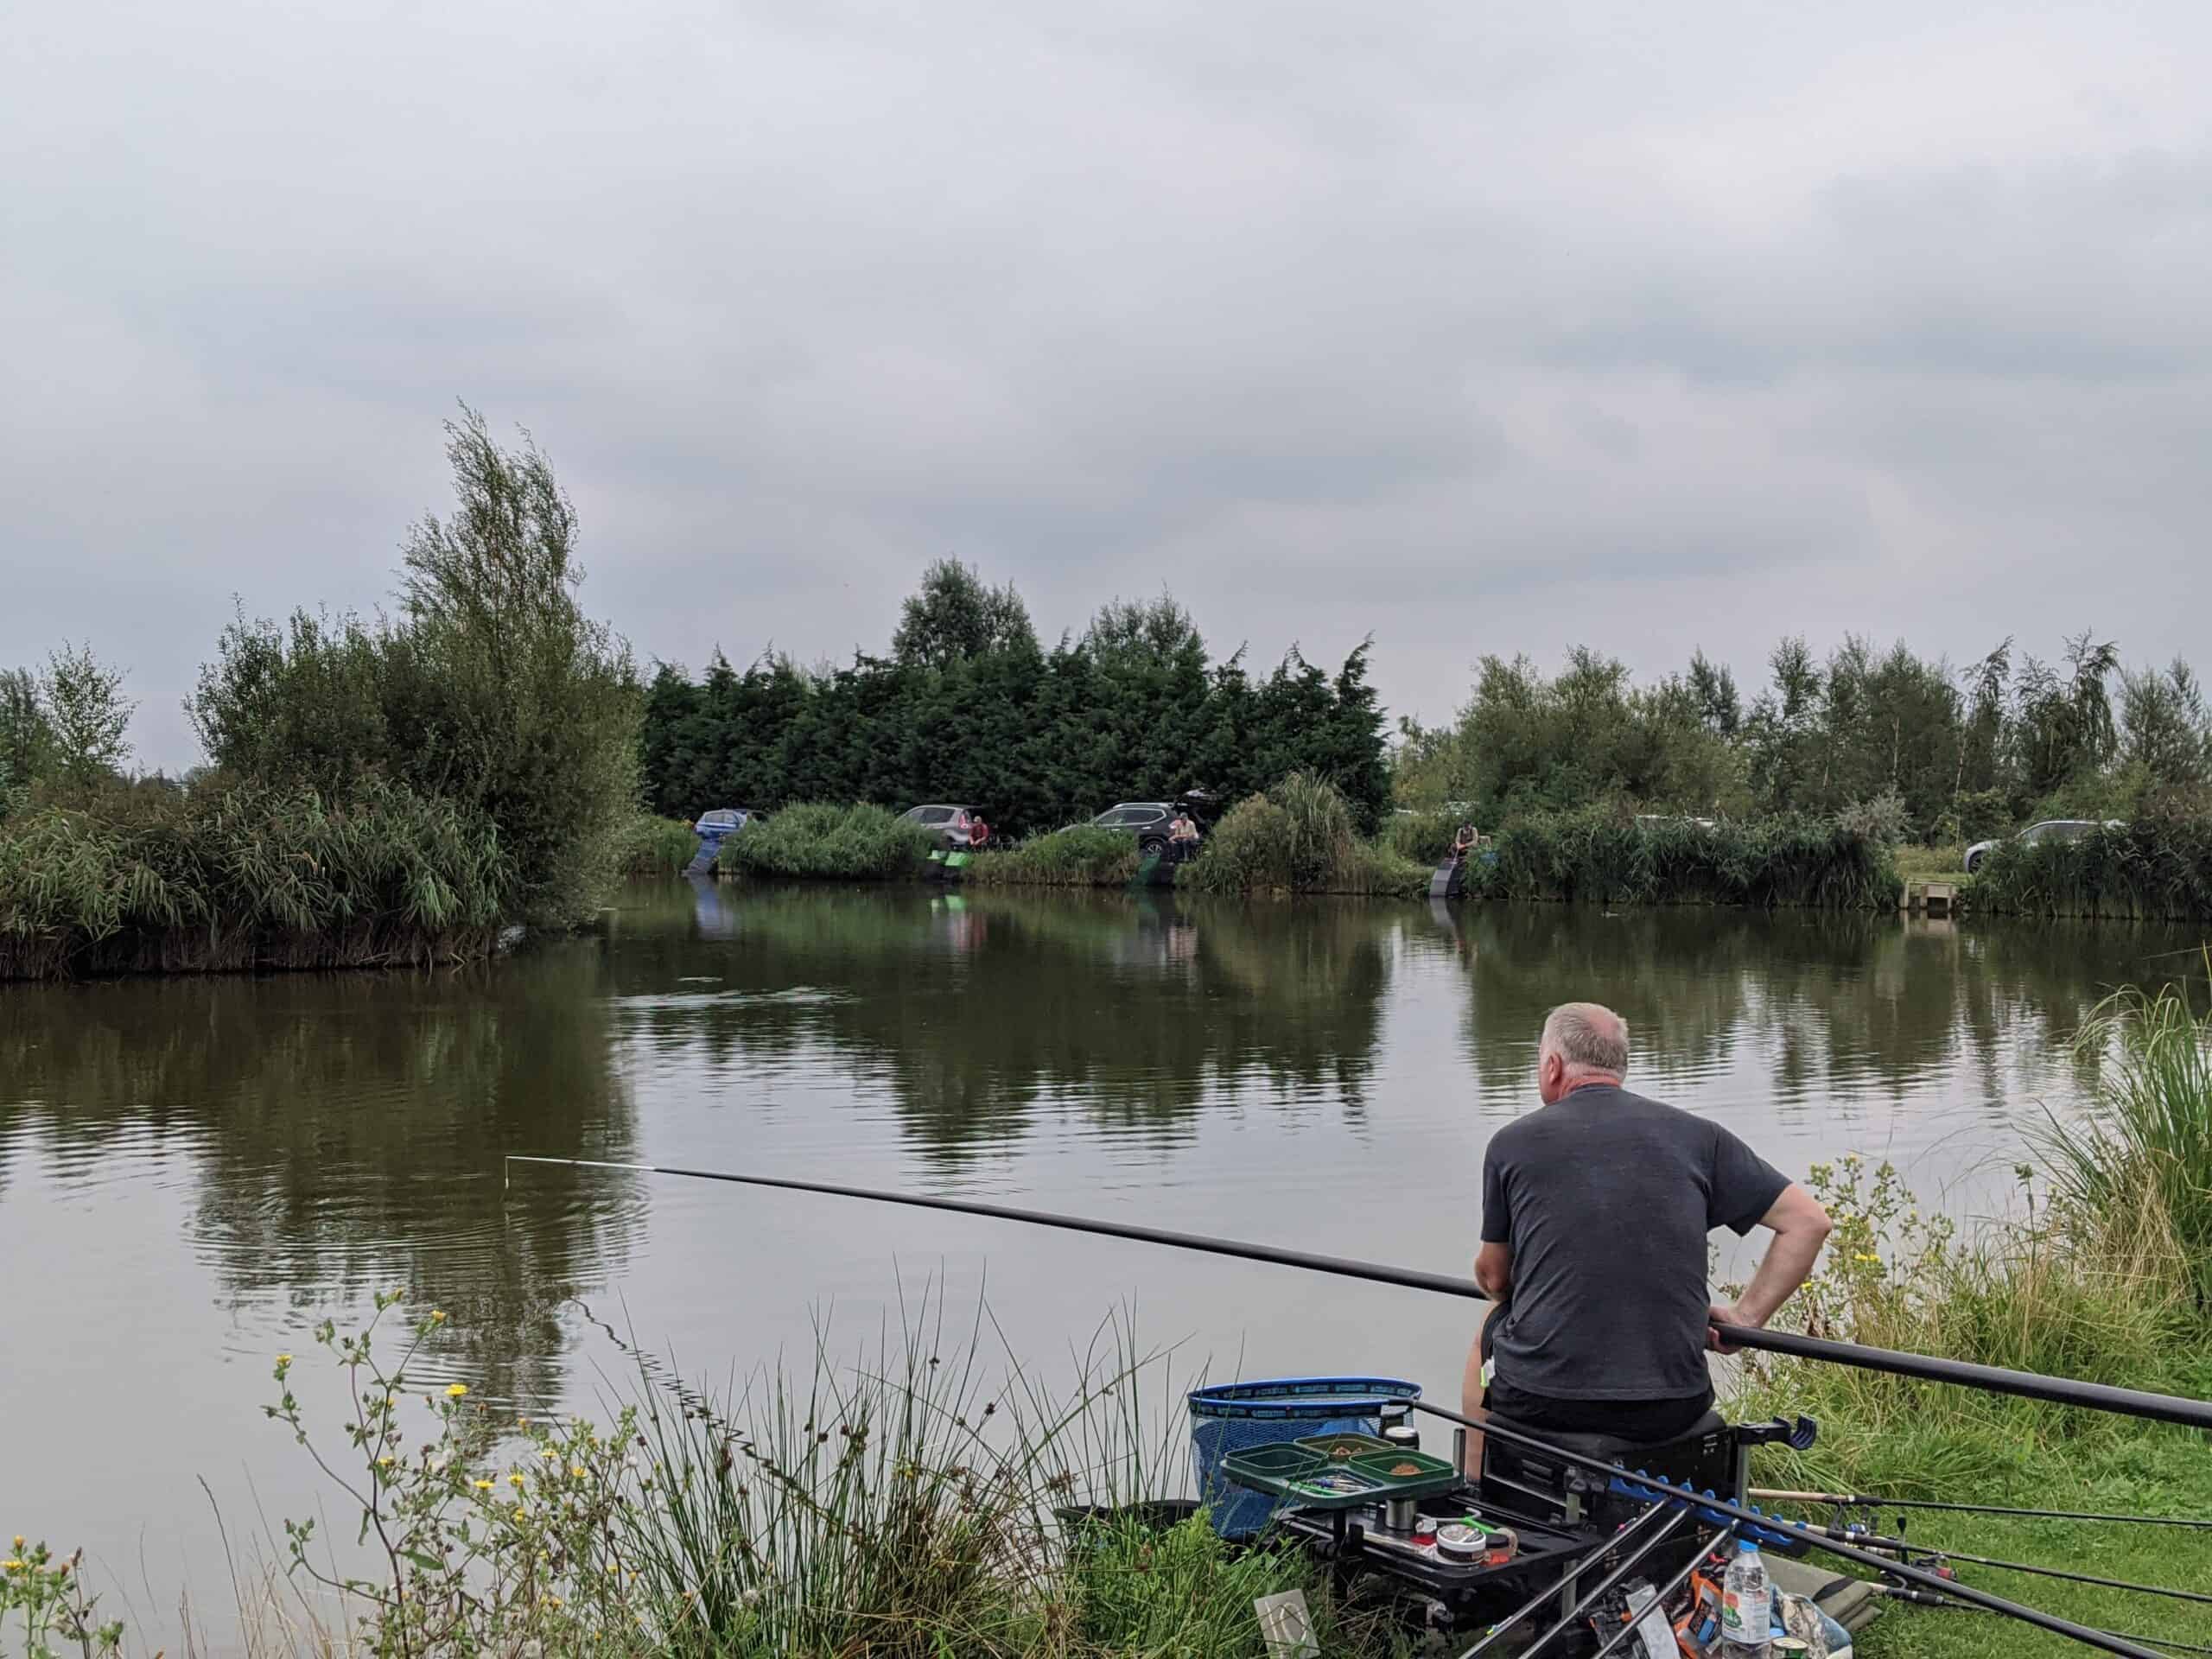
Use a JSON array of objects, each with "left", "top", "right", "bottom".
[
  {"left": 899, "top": 804, "right": 989, "bottom": 850},
  {"left": 1090, "top": 798, "right": 1219, "bottom": 858},
  {"left": 1962, "top": 818, "right": 2122, "bottom": 874},
  {"left": 693, "top": 806, "right": 767, "bottom": 836}
]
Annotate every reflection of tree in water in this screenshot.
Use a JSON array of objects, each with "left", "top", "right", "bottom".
[
  {"left": 1433, "top": 904, "right": 2202, "bottom": 1116},
  {"left": 606, "top": 886, "right": 1395, "bottom": 1162},
  {"left": 0, "top": 950, "right": 639, "bottom": 1403}
]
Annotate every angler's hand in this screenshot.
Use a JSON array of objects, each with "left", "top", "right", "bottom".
[{"left": 1707, "top": 1302, "right": 1747, "bottom": 1355}]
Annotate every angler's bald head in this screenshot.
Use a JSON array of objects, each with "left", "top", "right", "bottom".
[{"left": 1538, "top": 1002, "right": 1629, "bottom": 1103}]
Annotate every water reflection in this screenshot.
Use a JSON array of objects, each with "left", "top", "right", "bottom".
[
  {"left": 0, "top": 950, "right": 640, "bottom": 1403},
  {"left": 603, "top": 885, "right": 1394, "bottom": 1158}
]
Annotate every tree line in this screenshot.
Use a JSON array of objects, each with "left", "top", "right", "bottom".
[
  {"left": 639, "top": 562, "right": 1394, "bottom": 835},
  {"left": 1394, "top": 633, "right": 2212, "bottom": 842}
]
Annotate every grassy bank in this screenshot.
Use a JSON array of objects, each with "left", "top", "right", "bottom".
[
  {"left": 966, "top": 824, "right": 1140, "bottom": 887},
  {"left": 0, "top": 778, "right": 512, "bottom": 981},
  {"left": 1971, "top": 819, "right": 2212, "bottom": 919},
  {"left": 1481, "top": 807, "right": 1901, "bottom": 909},
  {"left": 1182, "top": 772, "right": 1431, "bottom": 898},
  {"left": 1735, "top": 978, "right": 2212, "bottom": 1656},
  {"left": 617, "top": 813, "right": 701, "bottom": 874},
  {"left": 718, "top": 802, "right": 939, "bottom": 880}
]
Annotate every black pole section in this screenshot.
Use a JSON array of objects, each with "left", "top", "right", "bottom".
[
  {"left": 1463, "top": 1506, "right": 1692, "bottom": 1659},
  {"left": 1797, "top": 1529, "right": 2212, "bottom": 1607},
  {"left": 1455, "top": 1503, "right": 1683, "bottom": 1659},
  {"left": 1586, "top": 1524, "right": 1738, "bottom": 1659},
  {"left": 1410, "top": 1400, "right": 2171, "bottom": 1659},
  {"left": 1752, "top": 1490, "right": 2212, "bottom": 1531},
  {"left": 1872, "top": 1589, "right": 2212, "bottom": 1659},
  {"left": 504, "top": 1156, "right": 2212, "bottom": 1433}
]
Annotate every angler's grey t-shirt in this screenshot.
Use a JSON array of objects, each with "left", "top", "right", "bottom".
[{"left": 1480, "top": 1084, "right": 1789, "bottom": 1401}]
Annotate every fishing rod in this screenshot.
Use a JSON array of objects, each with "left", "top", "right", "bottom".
[
  {"left": 1788, "top": 1527, "right": 2212, "bottom": 1606},
  {"left": 1752, "top": 1488, "right": 2212, "bottom": 1531},
  {"left": 503, "top": 1156, "right": 2212, "bottom": 1432},
  {"left": 1410, "top": 1399, "right": 2172, "bottom": 1659},
  {"left": 1872, "top": 1587, "right": 2212, "bottom": 1658}
]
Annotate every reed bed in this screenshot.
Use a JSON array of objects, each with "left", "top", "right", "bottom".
[
  {"left": 1376, "top": 809, "right": 1463, "bottom": 866},
  {"left": 1970, "top": 820, "right": 2212, "bottom": 919},
  {"left": 716, "top": 804, "right": 938, "bottom": 880},
  {"left": 965, "top": 825, "right": 1140, "bottom": 887},
  {"left": 1182, "top": 772, "right": 1432, "bottom": 898},
  {"left": 617, "top": 814, "right": 702, "bottom": 875},
  {"left": 0, "top": 779, "right": 512, "bottom": 981},
  {"left": 1482, "top": 808, "right": 1900, "bottom": 909}
]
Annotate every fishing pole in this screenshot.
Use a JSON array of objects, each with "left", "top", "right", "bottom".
[
  {"left": 503, "top": 1156, "right": 2212, "bottom": 1432},
  {"left": 1871, "top": 1587, "right": 2212, "bottom": 1658},
  {"left": 1410, "top": 1399, "right": 2172, "bottom": 1659},
  {"left": 1752, "top": 1489, "right": 2212, "bottom": 1531},
  {"left": 1789, "top": 1527, "right": 2212, "bottom": 1606}
]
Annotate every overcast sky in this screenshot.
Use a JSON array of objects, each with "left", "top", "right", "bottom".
[{"left": 7, "top": 2, "right": 2208, "bottom": 769}]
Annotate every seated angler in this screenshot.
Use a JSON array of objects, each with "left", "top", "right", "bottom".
[{"left": 1462, "top": 1002, "right": 1833, "bottom": 1470}]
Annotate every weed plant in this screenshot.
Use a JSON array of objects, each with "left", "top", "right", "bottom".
[
  {"left": 1484, "top": 807, "right": 1900, "bottom": 909},
  {"left": 717, "top": 804, "right": 938, "bottom": 880},
  {"left": 0, "top": 777, "right": 512, "bottom": 980},
  {"left": 616, "top": 815, "right": 702, "bottom": 875},
  {"left": 1183, "top": 773, "right": 1430, "bottom": 898},
  {"left": 1972, "top": 820, "right": 2212, "bottom": 919},
  {"left": 966, "top": 826, "right": 1139, "bottom": 887}
]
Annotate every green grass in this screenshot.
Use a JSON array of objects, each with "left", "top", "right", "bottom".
[
  {"left": 1182, "top": 772, "right": 1432, "bottom": 897},
  {"left": 1895, "top": 843, "right": 1973, "bottom": 886},
  {"left": 1483, "top": 806, "right": 1902, "bottom": 909},
  {"left": 717, "top": 803, "right": 938, "bottom": 880},
  {"left": 0, "top": 777, "right": 513, "bottom": 979},
  {"left": 616, "top": 813, "right": 702, "bottom": 874},
  {"left": 966, "top": 824, "right": 1141, "bottom": 887},
  {"left": 1971, "top": 820, "right": 2212, "bottom": 919}
]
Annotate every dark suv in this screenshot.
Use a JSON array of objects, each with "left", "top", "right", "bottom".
[{"left": 1090, "top": 796, "right": 1219, "bottom": 858}]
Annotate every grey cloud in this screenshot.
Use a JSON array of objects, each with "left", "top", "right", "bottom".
[{"left": 4, "top": 1, "right": 2209, "bottom": 767}]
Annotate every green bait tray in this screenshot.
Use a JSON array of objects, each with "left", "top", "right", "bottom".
[{"left": 1220, "top": 1440, "right": 1462, "bottom": 1510}]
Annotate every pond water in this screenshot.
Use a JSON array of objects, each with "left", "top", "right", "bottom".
[{"left": 0, "top": 882, "right": 2190, "bottom": 1636}]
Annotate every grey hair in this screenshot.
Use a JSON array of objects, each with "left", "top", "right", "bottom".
[{"left": 1541, "top": 1002, "right": 1630, "bottom": 1077}]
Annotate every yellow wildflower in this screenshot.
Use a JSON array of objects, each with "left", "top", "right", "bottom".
[
  {"left": 430, "top": 1309, "right": 447, "bottom": 1324},
  {"left": 1855, "top": 1252, "right": 1881, "bottom": 1263},
  {"left": 572, "top": 1464, "right": 588, "bottom": 1478},
  {"left": 378, "top": 1456, "right": 396, "bottom": 1468},
  {"left": 474, "top": 1479, "right": 495, "bottom": 1491},
  {"left": 540, "top": 1449, "right": 557, "bottom": 1459},
  {"left": 509, "top": 1472, "right": 525, "bottom": 1488},
  {"left": 3, "top": 1561, "right": 22, "bottom": 1573},
  {"left": 446, "top": 1383, "right": 470, "bottom": 1399},
  {"left": 276, "top": 1353, "right": 293, "bottom": 1364},
  {"left": 10, "top": 1536, "right": 21, "bottom": 1549},
  {"left": 513, "top": 1506, "right": 528, "bottom": 1522}
]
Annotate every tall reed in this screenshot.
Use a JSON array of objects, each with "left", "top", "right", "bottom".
[
  {"left": 1971, "top": 820, "right": 2212, "bottom": 919},
  {"left": 1484, "top": 807, "right": 1899, "bottom": 909},
  {"left": 617, "top": 814, "right": 702, "bottom": 874},
  {"left": 1183, "top": 772, "right": 1430, "bottom": 897},
  {"left": 0, "top": 778, "right": 513, "bottom": 980},
  {"left": 2039, "top": 976, "right": 2212, "bottom": 1304},
  {"left": 717, "top": 804, "right": 938, "bottom": 880},
  {"left": 965, "top": 825, "right": 1139, "bottom": 887}
]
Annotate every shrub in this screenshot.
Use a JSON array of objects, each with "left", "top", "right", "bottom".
[
  {"left": 617, "top": 814, "right": 701, "bottom": 874},
  {"left": 1376, "top": 808, "right": 1463, "bottom": 865},
  {"left": 718, "top": 804, "right": 937, "bottom": 880},
  {"left": 1971, "top": 819, "right": 2212, "bottom": 919},
  {"left": 965, "top": 824, "right": 1138, "bottom": 887},
  {"left": 1184, "top": 773, "right": 1431, "bottom": 897},
  {"left": 0, "top": 777, "right": 512, "bottom": 980},
  {"left": 1484, "top": 807, "right": 1899, "bottom": 909}
]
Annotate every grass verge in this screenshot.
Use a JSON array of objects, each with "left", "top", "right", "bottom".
[
  {"left": 966, "top": 825, "right": 1141, "bottom": 887},
  {"left": 617, "top": 813, "right": 702, "bottom": 875}
]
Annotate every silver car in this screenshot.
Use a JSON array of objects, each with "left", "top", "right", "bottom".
[
  {"left": 1962, "top": 818, "right": 2120, "bottom": 874},
  {"left": 899, "top": 804, "right": 987, "bottom": 850}
]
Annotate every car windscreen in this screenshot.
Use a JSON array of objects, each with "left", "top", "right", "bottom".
[{"left": 906, "top": 807, "right": 956, "bottom": 824}]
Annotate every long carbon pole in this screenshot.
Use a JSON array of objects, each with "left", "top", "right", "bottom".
[
  {"left": 1412, "top": 1400, "right": 2172, "bottom": 1659},
  {"left": 1795, "top": 1529, "right": 2212, "bottom": 1607},
  {"left": 504, "top": 1155, "right": 2212, "bottom": 1433},
  {"left": 1752, "top": 1489, "right": 2212, "bottom": 1530}
]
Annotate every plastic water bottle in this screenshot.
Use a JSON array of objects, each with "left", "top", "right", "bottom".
[{"left": 1720, "top": 1539, "right": 1772, "bottom": 1656}]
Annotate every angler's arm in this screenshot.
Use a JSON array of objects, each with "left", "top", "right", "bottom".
[
  {"left": 1709, "top": 1182, "right": 1832, "bottom": 1352},
  {"left": 1474, "top": 1241, "right": 1512, "bottom": 1300}
]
